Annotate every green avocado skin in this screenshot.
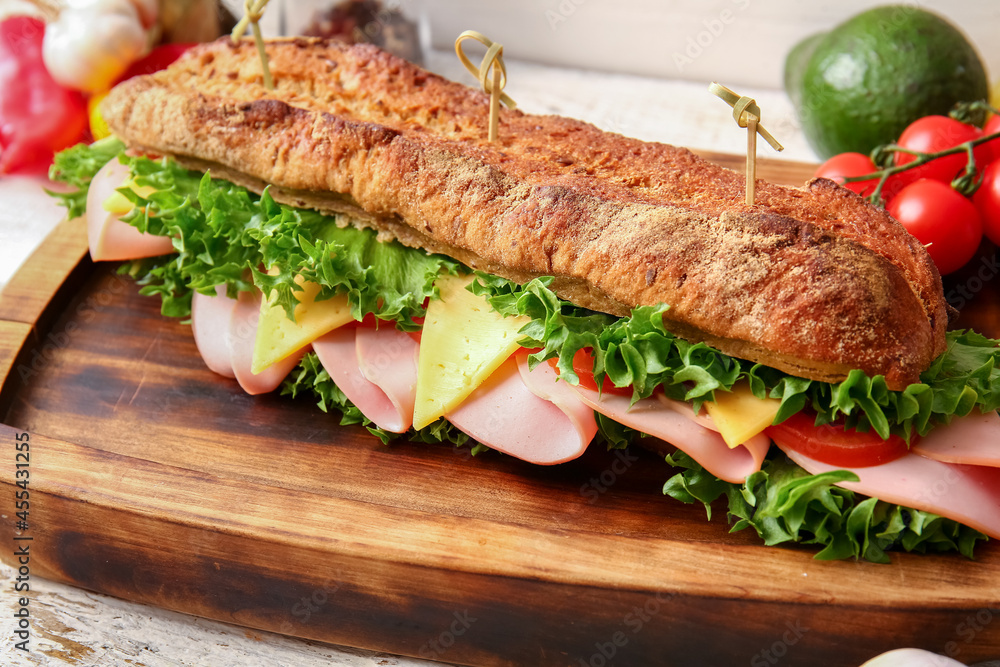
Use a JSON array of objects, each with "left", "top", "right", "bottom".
[{"left": 787, "top": 5, "right": 988, "bottom": 159}]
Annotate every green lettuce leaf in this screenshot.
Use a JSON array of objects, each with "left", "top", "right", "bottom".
[
  {"left": 54, "top": 148, "right": 458, "bottom": 328},
  {"left": 663, "top": 451, "right": 987, "bottom": 562},
  {"left": 47, "top": 136, "right": 125, "bottom": 218},
  {"left": 473, "top": 274, "right": 1000, "bottom": 439}
]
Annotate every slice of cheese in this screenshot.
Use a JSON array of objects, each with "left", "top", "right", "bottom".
[
  {"left": 412, "top": 274, "right": 530, "bottom": 430},
  {"left": 102, "top": 177, "right": 157, "bottom": 215},
  {"left": 703, "top": 382, "right": 782, "bottom": 448},
  {"left": 252, "top": 274, "right": 354, "bottom": 373}
]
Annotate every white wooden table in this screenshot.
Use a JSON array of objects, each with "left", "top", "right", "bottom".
[{"left": 0, "top": 48, "right": 816, "bottom": 667}]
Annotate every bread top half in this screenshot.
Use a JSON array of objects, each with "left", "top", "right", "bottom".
[{"left": 101, "top": 37, "right": 949, "bottom": 390}]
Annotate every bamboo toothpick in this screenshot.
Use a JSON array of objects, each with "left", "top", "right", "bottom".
[
  {"left": 709, "top": 82, "right": 783, "bottom": 206},
  {"left": 232, "top": 0, "right": 274, "bottom": 90},
  {"left": 455, "top": 31, "right": 517, "bottom": 141}
]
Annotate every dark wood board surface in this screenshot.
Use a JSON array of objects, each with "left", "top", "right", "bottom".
[{"left": 2, "top": 153, "right": 999, "bottom": 667}]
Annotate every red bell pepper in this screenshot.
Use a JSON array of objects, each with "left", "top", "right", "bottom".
[
  {"left": 115, "top": 42, "right": 194, "bottom": 83},
  {"left": 0, "top": 16, "right": 88, "bottom": 174}
]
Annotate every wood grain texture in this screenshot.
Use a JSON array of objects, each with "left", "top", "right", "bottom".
[
  {"left": 0, "top": 562, "right": 435, "bottom": 667},
  {"left": 1, "top": 155, "right": 999, "bottom": 667}
]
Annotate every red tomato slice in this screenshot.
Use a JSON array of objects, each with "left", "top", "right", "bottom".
[
  {"left": 766, "top": 412, "right": 909, "bottom": 468},
  {"left": 547, "top": 348, "right": 632, "bottom": 396}
]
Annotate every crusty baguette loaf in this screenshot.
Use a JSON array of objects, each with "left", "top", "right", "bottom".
[{"left": 101, "top": 37, "right": 949, "bottom": 390}]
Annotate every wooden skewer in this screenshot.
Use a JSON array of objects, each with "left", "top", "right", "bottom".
[
  {"left": 489, "top": 65, "right": 501, "bottom": 141},
  {"left": 232, "top": 0, "right": 274, "bottom": 90},
  {"left": 746, "top": 113, "right": 758, "bottom": 206},
  {"left": 708, "top": 82, "right": 783, "bottom": 206},
  {"left": 455, "top": 31, "right": 517, "bottom": 142}
]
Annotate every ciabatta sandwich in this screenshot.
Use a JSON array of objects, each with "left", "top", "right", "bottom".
[{"left": 51, "top": 37, "right": 1000, "bottom": 562}]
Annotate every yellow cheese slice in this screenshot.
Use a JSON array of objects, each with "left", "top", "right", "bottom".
[
  {"left": 252, "top": 275, "right": 354, "bottom": 374},
  {"left": 412, "top": 274, "right": 531, "bottom": 430},
  {"left": 704, "top": 382, "right": 783, "bottom": 448},
  {"left": 103, "top": 178, "right": 157, "bottom": 215}
]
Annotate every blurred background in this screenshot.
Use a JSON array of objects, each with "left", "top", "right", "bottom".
[{"left": 277, "top": 0, "right": 1000, "bottom": 89}]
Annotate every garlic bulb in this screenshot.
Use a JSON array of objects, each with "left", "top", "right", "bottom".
[
  {"left": 860, "top": 648, "right": 965, "bottom": 667},
  {"left": 42, "top": 0, "right": 148, "bottom": 92}
]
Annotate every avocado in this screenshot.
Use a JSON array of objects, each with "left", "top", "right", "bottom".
[{"left": 786, "top": 6, "right": 988, "bottom": 159}]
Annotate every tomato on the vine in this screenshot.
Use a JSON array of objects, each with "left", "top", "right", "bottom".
[
  {"left": 887, "top": 179, "right": 982, "bottom": 275},
  {"left": 973, "top": 160, "right": 1000, "bottom": 247},
  {"left": 814, "top": 152, "right": 879, "bottom": 195},
  {"left": 980, "top": 115, "right": 1000, "bottom": 166},
  {"left": 895, "top": 115, "right": 982, "bottom": 185},
  {"left": 766, "top": 412, "right": 909, "bottom": 468}
]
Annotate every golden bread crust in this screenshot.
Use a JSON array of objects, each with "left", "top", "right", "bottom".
[{"left": 101, "top": 38, "right": 948, "bottom": 389}]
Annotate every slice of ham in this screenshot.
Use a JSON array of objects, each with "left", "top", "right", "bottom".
[
  {"left": 515, "top": 351, "right": 603, "bottom": 450},
  {"left": 566, "top": 383, "right": 770, "bottom": 483},
  {"left": 355, "top": 326, "right": 420, "bottom": 429},
  {"left": 313, "top": 327, "right": 417, "bottom": 433},
  {"left": 911, "top": 410, "right": 1000, "bottom": 468},
  {"left": 190, "top": 285, "right": 237, "bottom": 378},
  {"left": 229, "top": 290, "right": 302, "bottom": 395},
  {"left": 447, "top": 353, "right": 597, "bottom": 465},
  {"left": 86, "top": 158, "right": 173, "bottom": 261},
  {"left": 655, "top": 392, "right": 725, "bottom": 432},
  {"left": 781, "top": 446, "right": 1000, "bottom": 539}
]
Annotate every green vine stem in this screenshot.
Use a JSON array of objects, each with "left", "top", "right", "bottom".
[{"left": 842, "top": 101, "right": 1000, "bottom": 205}]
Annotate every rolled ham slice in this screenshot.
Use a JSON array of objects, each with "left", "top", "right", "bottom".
[
  {"left": 447, "top": 353, "right": 597, "bottom": 465},
  {"left": 229, "top": 290, "right": 303, "bottom": 395},
  {"left": 515, "top": 351, "right": 603, "bottom": 451},
  {"left": 355, "top": 326, "right": 420, "bottom": 428},
  {"left": 313, "top": 327, "right": 417, "bottom": 433},
  {"left": 190, "top": 285, "right": 237, "bottom": 378},
  {"left": 86, "top": 158, "right": 174, "bottom": 261},
  {"left": 567, "top": 383, "right": 770, "bottom": 483},
  {"left": 911, "top": 410, "right": 1000, "bottom": 468},
  {"left": 781, "top": 446, "right": 1000, "bottom": 539}
]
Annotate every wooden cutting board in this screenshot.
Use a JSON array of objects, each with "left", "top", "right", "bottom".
[{"left": 2, "top": 153, "right": 999, "bottom": 667}]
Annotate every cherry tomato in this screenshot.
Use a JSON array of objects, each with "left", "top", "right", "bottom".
[
  {"left": 895, "top": 116, "right": 982, "bottom": 185},
  {"left": 766, "top": 412, "right": 909, "bottom": 468},
  {"left": 979, "top": 115, "right": 1000, "bottom": 166},
  {"left": 814, "top": 153, "right": 879, "bottom": 195},
  {"left": 887, "top": 179, "right": 982, "bottom": 275},
  {"left": 973, "top": 160, "right": 1000, "bottom": 247}
]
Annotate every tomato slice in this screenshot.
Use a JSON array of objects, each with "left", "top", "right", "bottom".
[
  {"left": 574, "top": 348, "right": 624, "bottom": 394},
  {"left": 546, "top": 348, "right": 633, "bottom": 396},
  {"left": 766, "top": 412, "right": 909, "bottom": 468}
]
